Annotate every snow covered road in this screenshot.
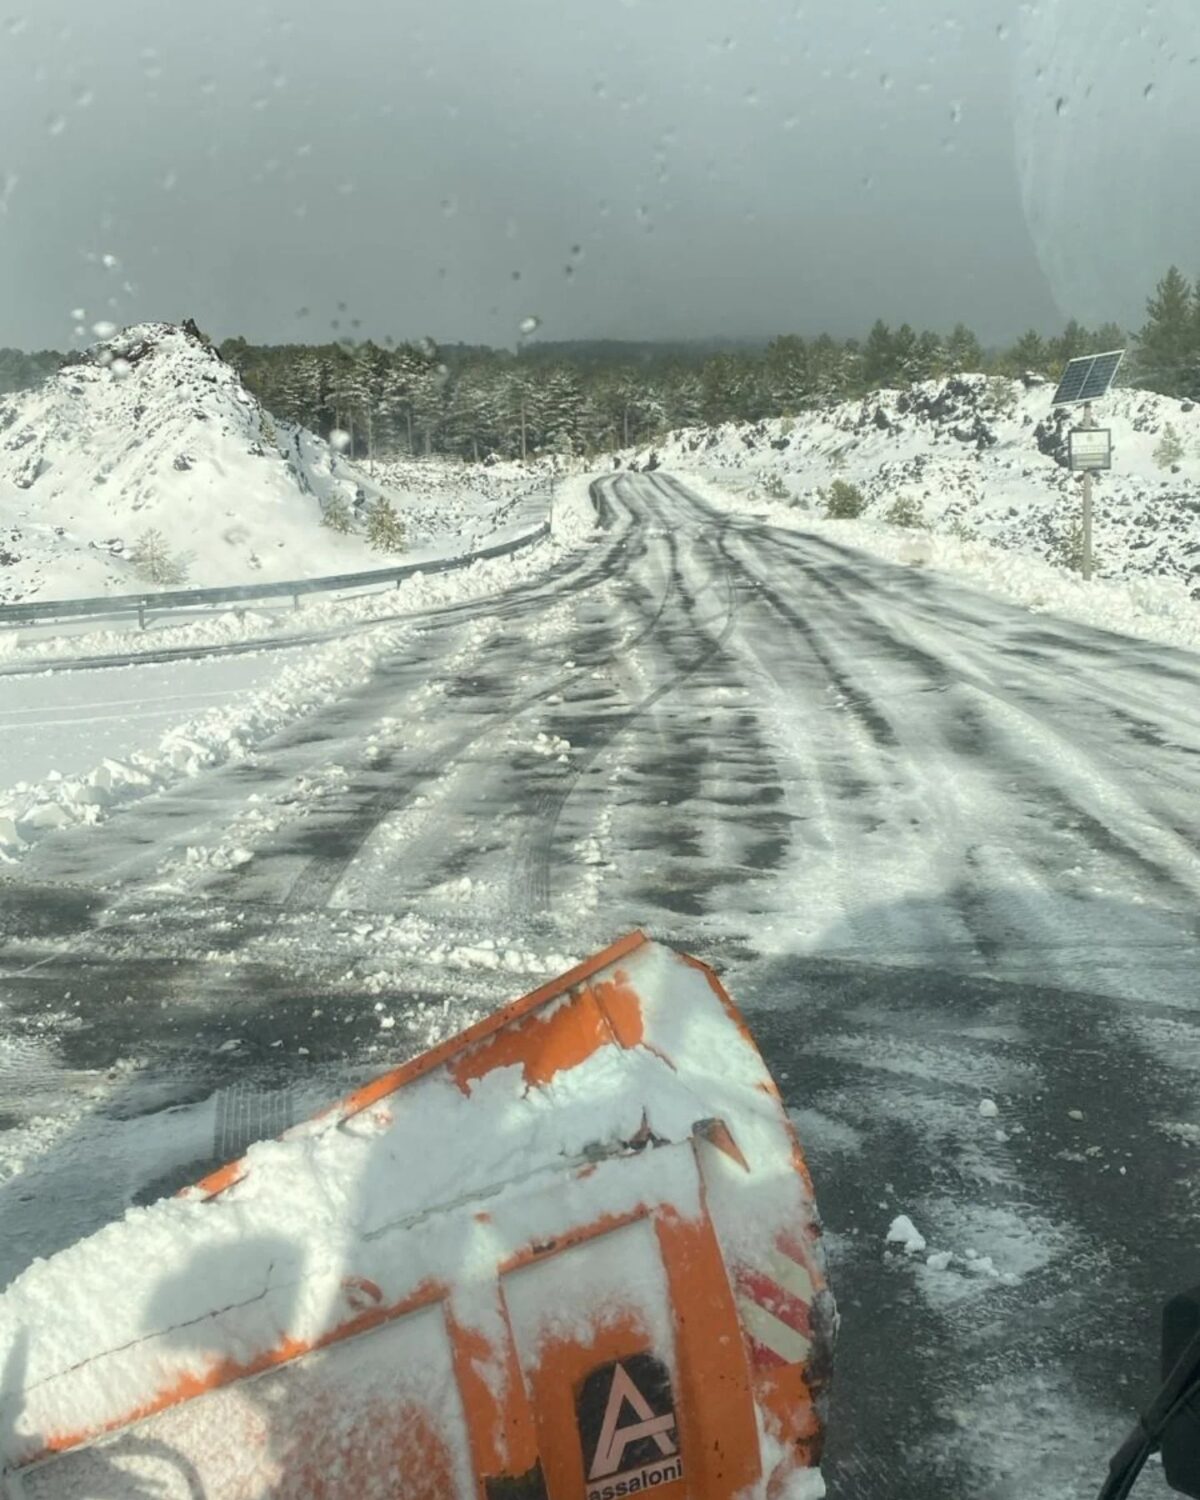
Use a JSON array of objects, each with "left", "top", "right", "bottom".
[{"left": 2, "top": 471, "right": 1198, "bottom": 1497}]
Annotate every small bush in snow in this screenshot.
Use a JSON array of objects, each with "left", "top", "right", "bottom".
[
  {"left": 885, "top": 494, "right": 926, "bottom": 529},
  {"left": 1053, "top": 515, "right": 1098, "bottom": 576},
  {"left": 129, "top": 528, "right": 189, "bottom": 586},
  {"left": 763, "top": 473, "right": 789, "bottom": 500},
  {"left": 948, "top": 516, "right": 978, "bottom": 542},
  {"left": 822, "top": 479, "right": 867, "bottom": 519},
  {"left": 981, "top": 377, "right": 1018, "bottom": 416},
  {"left": 320, "top": 495, "right": 355, "bottom": 534},
  {"left": 366, "top": 497, "right": 405, "bottom": 553},
  {"left": 1154, "top": 422, "right": 1184, "bottom": 468}
]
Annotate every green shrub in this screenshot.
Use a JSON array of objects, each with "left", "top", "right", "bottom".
[
  {"left": 1053, "top": 515, "right": 1099, "bottom": 575},
  {"left": 822, "top": 479, "right": 867, "bottom": 519},
  {"left": 763, "top": 473, "right": 789, "bottom": 500},
  {"left": 321, "top": 495, "right": 355, "bottom": 533},
  {"left": 885, "top": 494, "right": 925, "bottom": 528}
]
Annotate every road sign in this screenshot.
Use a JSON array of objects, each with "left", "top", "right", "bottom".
[
  {"left": 1069, "top": 428, "right": 1112, "bottom": 472},
  {"left": 1053, "top": 350, "right": 1125, "bottom": 407}
]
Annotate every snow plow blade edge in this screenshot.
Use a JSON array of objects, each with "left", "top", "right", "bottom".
[{"left": 0, "top": 932, "right": 834, "bottom": 1499}]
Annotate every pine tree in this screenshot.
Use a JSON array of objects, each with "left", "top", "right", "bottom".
[
  {"left": 764, "top": 335, "right": 811, "bottom": 411},
  {"left": 945, "top": 323, "right": 984, "bottom": 374},
  {"left": 1047, "top": 319, "right": 1093, "bottom": 375},
  {"left": 129, "top": 529, "right": 188, "bottom": 586},
  {"left": 1137, "top": 266, "right": 1196, "bottom": 397},
  {"left": 366, "top": 497, "right": 405, "bottom": 553},
  {"left": 862, "top": 320, "right": 897, "bottom": 389},
  {"left": 321, "top": 494, "right": 356, "bottom": 533},
  {"left": 905, "top": 330, "right": 945, "bottom": 383},
  {"left": 1154, "top": 422, "right": 1185, "bottom": 468},
  {"left": 1005, "top": 330, "right": 1051, "bottom": 377}
]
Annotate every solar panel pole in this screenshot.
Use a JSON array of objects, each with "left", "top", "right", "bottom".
[{"left": 1081, "top": 402, "right": 1094, "bottom": 581}]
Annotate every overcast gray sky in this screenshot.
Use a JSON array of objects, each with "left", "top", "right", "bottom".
[{"left": 1, "top": 0, "right": 1196, "bottom": 352}]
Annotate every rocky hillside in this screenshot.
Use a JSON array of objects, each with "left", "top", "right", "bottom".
[{"left": 625, "top": 373, "right": 1200, "bottom": 597}]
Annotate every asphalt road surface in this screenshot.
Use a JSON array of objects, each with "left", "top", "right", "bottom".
[{"left": 3, "top": 473, "right": 1199, "bottom": 1498}]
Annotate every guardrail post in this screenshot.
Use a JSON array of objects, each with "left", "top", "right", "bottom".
[
  {"left": 137, "top": 601, "right": 146, "bottom": 630},
  {"left": 292, "top": 592, "right": 301, "bottom": 611}
]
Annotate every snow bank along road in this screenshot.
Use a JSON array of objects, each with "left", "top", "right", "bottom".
[{"left": 3, "top": 472, "right": 1199, "bottom": 1498}]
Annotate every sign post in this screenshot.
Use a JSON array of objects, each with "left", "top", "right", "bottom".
[
  {"left": 1067, "top": 410, "right": 1112, "bottom": 581},
  {"left": 1053, "top": 351, "right": 1124, "bottom": 585}
]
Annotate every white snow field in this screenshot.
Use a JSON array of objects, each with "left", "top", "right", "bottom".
[{"left": 0, "top": 322, "right": 565, "bottom": 607}]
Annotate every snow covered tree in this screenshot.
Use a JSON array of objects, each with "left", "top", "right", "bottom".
[
  {"left": 320, "top": 494, "right": 356, "bottom": 532},
  {"left": 366, "top": 497, "right": 405, "bottom": 553},
  {"left": 664, "top": 368, "right": 706, "bottom": 428},
  {"left": 764, "top": 335, "right": 812, "bottom": 411},
  {"left": 129, "top": 529, "right": 188, "bottom": 586},
  {"left": 944, "top": 323, "right": 984, "bottom": 374},
  {"left": 902, "top": 329, "right": 945, "bottom": 384},
  {"left": 1154, "top": 422, "right": 1185, "bottom": 468}
]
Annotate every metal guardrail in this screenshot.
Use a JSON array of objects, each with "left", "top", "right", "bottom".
[{"left": 0, "top": 521, "right": 552, "bottom": 630}]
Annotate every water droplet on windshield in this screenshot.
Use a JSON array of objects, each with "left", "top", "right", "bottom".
[
  {"left": 73, "top": 86, "right": 94, "bottom": 108},
  {"left": 518, "top": 315, "right": 541, "bottom": 336},
  {"left": 91, "top": 320, "right": 117, "bottom": 338},
  {"left": 1055, "top": 96, "right": 1068, "bottom": 116},
  {"left": 110, "top": 358, "right": 132, "bottom": 380},
  {"left": 70, "top": 307, "right": 85, "bottom": 321},
  {"left": 101, "top": 252, "right": 120, "bottom": 271},
  {"left": 1143, "top": 82, "right": 1156, "bottom": 98},
  {"left": 329, "top": 429, "right": 351, "bottom": 452},
  {"left": 47, "top": 114, "right": 66, "bottom": 137}
]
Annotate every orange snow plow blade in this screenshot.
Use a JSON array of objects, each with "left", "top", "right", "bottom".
[{"left": 0, "top": 933, "right": 834, "bottom": 1499}]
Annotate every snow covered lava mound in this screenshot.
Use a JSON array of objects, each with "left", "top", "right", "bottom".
[
  {"left": 630, "top": 373, "right": 1200, "bottom": 597},
  {"left": 0, "top": 323, "right": 393, "bottom": 603}
]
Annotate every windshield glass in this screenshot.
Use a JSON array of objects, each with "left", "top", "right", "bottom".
[{"left": 2, "top": 4, "right": 1198, "bottom": 1499}]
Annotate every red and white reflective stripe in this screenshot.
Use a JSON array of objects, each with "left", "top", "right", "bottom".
[{"left": 735, "top": 1243, "right": 815, "bottom": 1369}]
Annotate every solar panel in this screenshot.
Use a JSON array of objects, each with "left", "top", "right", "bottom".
[
  {"left": 1052, "top": 349, "right": 1125, "bottom": 406},
  {"left": 1053, "top": 357, "right": 1092, "bottom": 406},
  {"left": 1077, "top": 349, "right": 1125, "bottom": 403}
]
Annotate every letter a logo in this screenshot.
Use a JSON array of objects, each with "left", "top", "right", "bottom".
[{"left": 576, "top": 1353, "right": 682, "bottom": 1490}]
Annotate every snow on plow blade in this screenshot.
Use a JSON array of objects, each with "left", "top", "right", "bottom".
[{"left": 0, "top": 933, "right": 834, "bottom": 1499}]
